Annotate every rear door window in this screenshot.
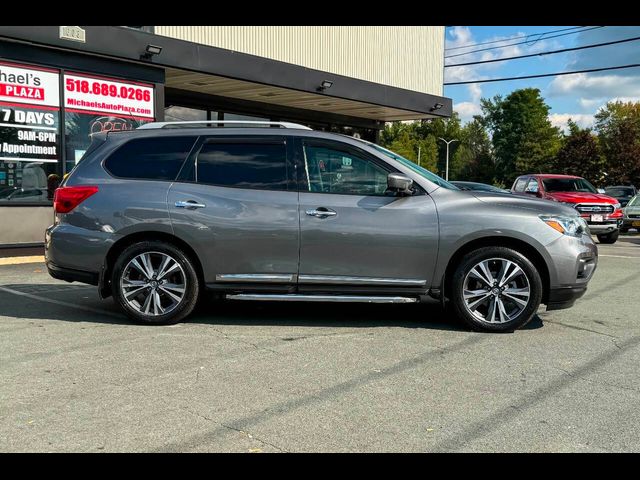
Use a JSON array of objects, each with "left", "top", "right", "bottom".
[
  {"left": 195, "top": 139, "right": 289, "bottom": 191},
  {"left": 105, "top": 136, "right": 197, "bottom": 181}
]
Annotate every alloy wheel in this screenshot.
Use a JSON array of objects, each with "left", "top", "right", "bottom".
[
  {"left": 120, "top": 251, "right": 186, "bottom": 316},
  {"left": 462, "top": 257, "right": 531, "bottom": 324}
]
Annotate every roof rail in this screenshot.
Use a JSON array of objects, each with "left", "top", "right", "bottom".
[{"left": 137, "top": 120, "right": 312, "bottom": 130}]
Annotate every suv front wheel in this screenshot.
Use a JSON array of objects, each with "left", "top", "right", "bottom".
[
  {"left": 111, "top": 241, "right": 200, "bottom": 324},
  {"left": 450, "top": 246, "right": 543, "bottom": 332}
]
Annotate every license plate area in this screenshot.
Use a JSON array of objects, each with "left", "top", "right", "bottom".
[{"left": 591, "top": 214, "right": 604, "bottom": 222}]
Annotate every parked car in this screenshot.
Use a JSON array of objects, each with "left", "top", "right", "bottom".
[
  {"left": 511, "top": 174, "right": 623, "bottom": 244},
  {"left": 622, "top": 194, "right": 640, "bottom": 233},
  {"left": 604, "top": 185, "right": 637, "bottom": 208},
  {"left": 45, "top": 121, "right": 598, "bottom": 332},
  {"left": 450, "top": 181, "right": 511, "bottom": 194}
]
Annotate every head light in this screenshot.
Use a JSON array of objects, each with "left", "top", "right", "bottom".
[{"left": 540, "top": 215, "right": 587, "bottom": 237}]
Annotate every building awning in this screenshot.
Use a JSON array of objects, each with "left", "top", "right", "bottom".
[
  {"left": 0, "top": 26, "right": 452, "bottom": 123},
  {"left": 165, "top": 67, "right": 444, "bottom": 122}
]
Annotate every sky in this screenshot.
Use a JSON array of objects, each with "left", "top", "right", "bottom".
[{"left": 444, "top": 26, "right": 640, "bottom": 132}]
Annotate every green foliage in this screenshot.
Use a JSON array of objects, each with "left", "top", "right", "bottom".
[
  {"left": 452, "top": 118, "right": 495, "bottom": 183},
  {"left": 481, "top": 88, "right": 561, "bottom": 184},
  {"left": 553, "top": 120, "right": 605, "bottom": 185},
  {"left": 594, "top": 101, "right": 640, "bottom": 186},
  {"left": 379, "top": 121, "right": 437, "bottom": 172},
  {"left": 380, "top": 92, "right": 640, "bottom": 190}
]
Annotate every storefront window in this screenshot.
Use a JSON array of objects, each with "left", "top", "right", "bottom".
[
  {"left": 65, "top": 112, "right": 151, "bottom": 173},
  {"left": 0, "top": 61, "right": 61, "bottom": 204},
  {"left": 164, "top": 105, "right": 207, "bottom": 122},
  {"left": 223, "top": 112, "right": 269, "bottom": 122},
  {"left": 62, "top": 71, "right": 156, "bottom": 173}
]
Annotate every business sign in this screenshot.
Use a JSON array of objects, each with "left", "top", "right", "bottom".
[
  {"left": 0, "top": 105, "right": 60, "bottom": 163},
  {"left": 64, "top": 72, "right": 155, "bottom": 120},
  {"left": 0, "top": 61, "right": 60, "bottom": 108}
]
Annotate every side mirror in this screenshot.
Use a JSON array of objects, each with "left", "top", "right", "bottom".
[
  {"left": 597, "top": 188, "right": 606, "bottom": 194},
  {"left": 387, "top": 173, "right": 414, "bottom": 195}
]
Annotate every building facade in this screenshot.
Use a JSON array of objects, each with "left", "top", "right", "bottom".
[{"left": 0, "top": 26, "right": 451, "bottom": 247}]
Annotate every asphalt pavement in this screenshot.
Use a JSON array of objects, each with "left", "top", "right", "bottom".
[{"left": 1, "top": 234, "right": 639, "bottom": 452}]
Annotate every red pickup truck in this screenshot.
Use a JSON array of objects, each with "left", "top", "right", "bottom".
[{"left": 511, "top": 174, "right": 623, "bottom": 244}]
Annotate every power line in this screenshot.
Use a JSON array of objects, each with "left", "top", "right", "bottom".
[
  {"left": 444, "top": 26, "right": 605, "bottom": 59},
  {"left": 445, "top": 35, "right": 640, "bottom": 68},
  {"left": 445, "top": 26, "right": 586, "bottom": 51},
  {"left": 445, "top": 63, "right": 640, "bottom": 86}
]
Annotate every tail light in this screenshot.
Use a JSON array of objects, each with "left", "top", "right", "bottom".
[{"left": 53, "top": 186, "right": 99, "bottom": 214}]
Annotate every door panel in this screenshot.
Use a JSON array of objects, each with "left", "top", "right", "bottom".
[
  {"left": 298, "top": 192, "right": 439, "bottom": 283},
  {"left": 168, "top": 136, "right": 299, "bottom": 284},
  {"left": 296, "top": 138, "right": 439, "bottom": 286}
]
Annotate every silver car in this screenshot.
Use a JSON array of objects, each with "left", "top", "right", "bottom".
[{"left": 45, "top": 121, "right": 598, "bottom": 332}]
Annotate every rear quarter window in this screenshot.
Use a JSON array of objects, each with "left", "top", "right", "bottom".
[{"left": 104, "top": 136, "right": 197, "bottom": 181}]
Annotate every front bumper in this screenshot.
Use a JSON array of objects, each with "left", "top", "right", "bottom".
[
  {"left": 547, "top": 285, "right": 587, "bottom": 311},
  {"left": 543, "top": 232, "right": 598, "bottom": 310},
  {"left": 622, "top": 218, "right": 640, "bottom": 229},
  {"left": 587, "top": 220, "right": 621, "bottom": 234}
]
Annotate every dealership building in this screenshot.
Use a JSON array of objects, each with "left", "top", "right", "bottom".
[{"left": 0, "top": 26, "right": 451, "bottom": 247}]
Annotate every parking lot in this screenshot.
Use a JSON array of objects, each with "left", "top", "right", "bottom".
[{"left": 1, "top": 235, "right": 639, "bottom": 452}]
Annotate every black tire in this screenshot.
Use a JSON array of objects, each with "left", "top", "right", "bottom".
[
  {"left": 111, "top": 240, "right": 200, "bottom": 325},
  {"left": 597, "top": 230, "right": 619, "bottom": 244},
  {"left": 450, "top": 246, "right": 543, "bottom": 333},
  {"left": 620, "top": 228, "right": 629, "bottom": 234}
]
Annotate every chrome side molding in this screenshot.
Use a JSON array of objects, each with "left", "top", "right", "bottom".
[
  {"left": 297, "top": 275, "right": 427, "bottom": 286},
  {"left": 225, "top": 294, "right": 419, "bottom": 303},
  {"left": 216, "top": 273, "right": 296, "bottom": 283}
]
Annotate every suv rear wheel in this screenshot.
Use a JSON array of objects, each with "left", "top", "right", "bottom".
[
  {"left": 111, "top": 241, "right": 200, "bottom": 324},
  {"left": 596, "top": 230, "right": 619, "bottom": 244},
  {"left": 450, "top": 246, "right": 543, "bottom": 332}
]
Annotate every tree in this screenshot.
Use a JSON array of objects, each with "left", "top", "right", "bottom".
[
  {"left": 451, "top": 117, "right": 495, "bottom": 183},
  {"left": 380, "top": 121, "right": 438, "bottom": 172},
  {"left": 481, "top": 88, "right": 561, "bottom": 184},
  {"left": 594, "top": 101, "right": 640, "bottom": 186},
  {"left": 553, "top": 120, "right": 605, "bottom": 185},
  {"left": 417, "top": 112, "right": 463, "bottom": 176}
]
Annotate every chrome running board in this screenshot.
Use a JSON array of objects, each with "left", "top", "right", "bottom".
[{"left": 225, "top": 294, "right": 418, "bottom": 303}]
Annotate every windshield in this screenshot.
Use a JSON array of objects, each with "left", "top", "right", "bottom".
[
  {"left": 542, "top": 177, "right": 598, "bottom": 193},
  {"left": 364, "top": 143, "right": 459, "bottom": 190},
  {"left": 628, "top": 195, "right": 640, "bottom": 208},
  {"left": 605, "top": 187, "right": 635, "bottom": 197}
]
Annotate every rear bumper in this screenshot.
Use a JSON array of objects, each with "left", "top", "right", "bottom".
[
  {"left": 546, "top": 285, "right": 587, "bottom": 311},
  {"left": 46, "top": 261, "right": 99, "bottom": 285}
]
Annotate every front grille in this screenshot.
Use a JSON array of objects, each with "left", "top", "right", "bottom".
[
  {"left": 575, "top": 204, "right": 614, "bottom": 214},
  {"left": 629, "top": 214, "right": 640, "bottom": 219}
]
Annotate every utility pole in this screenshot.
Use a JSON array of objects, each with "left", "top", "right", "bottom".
[
  {"left": 417, "top": 145, "right": 421, "bottom": 167},
  {"left": 438, "top": 137, "right": 458, "bottom": 181}
]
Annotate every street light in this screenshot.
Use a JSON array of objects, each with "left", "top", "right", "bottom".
[{"left": 438, "top": 137, "right": 458, "bottom": 181}]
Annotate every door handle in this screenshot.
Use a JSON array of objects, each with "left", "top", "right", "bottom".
[
  {"left": 175, "top": 200, "right": 206, "bottom": 209},
  {"left": 306, "top": 207, "right": 337, "bottom": 218}
]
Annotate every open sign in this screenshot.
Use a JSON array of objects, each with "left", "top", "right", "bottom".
[{"left": 89, "top": 116, "right": 136, "bottom": 136}]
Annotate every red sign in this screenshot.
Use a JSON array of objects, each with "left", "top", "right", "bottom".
[
  {"left": 0, "top": 61, "right": 60, "bottom": 107},
  {"left": 63, "top": 72, "right": 154, "bottom": 119}
]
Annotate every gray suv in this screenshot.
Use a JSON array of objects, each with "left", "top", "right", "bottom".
[{"left": 45, "top": 121, "right": 598, "bottom": 332}]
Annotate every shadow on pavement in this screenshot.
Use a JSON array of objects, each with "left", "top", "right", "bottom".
[{"left": 0, "top": 283, "right": 544, "bottom": 332}]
